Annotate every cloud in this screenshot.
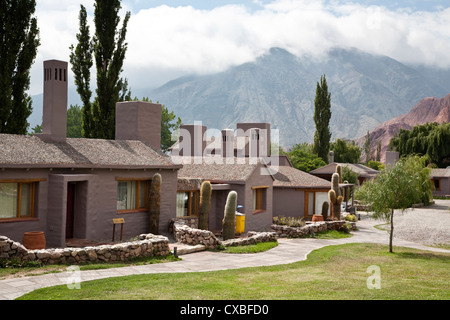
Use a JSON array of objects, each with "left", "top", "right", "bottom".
[{"left": 29, "top": 0, "right": 450, "bottom": 94}]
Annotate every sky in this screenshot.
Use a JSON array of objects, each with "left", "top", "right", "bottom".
[{"left": 29, "top": 0, "right": 450, "bottom": 95}]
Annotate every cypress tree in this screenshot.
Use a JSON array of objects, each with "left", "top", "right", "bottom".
[
  {"left": 312, "top": 75, "right": 332, "bottom": 163},
  {"left": 70, "top": 0, "right": 131, "bottom": 139},
  {"left": 0, "top": 0, "right": 40, "bottom": 134}
]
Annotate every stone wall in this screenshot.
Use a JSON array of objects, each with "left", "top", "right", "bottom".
[
  {"left": 0, "top": 234, "right": 169, "bottom": 266},
  {"left": 172, "top": 222, "right": 277, "bottom": 249},
  {"left": 271, "top": 220, "right": 356, "bottom": 238}
]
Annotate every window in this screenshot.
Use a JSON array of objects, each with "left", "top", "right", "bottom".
[
  {"left": 0, "top": 182, "right": 36, "bottom": 219},
  {"left": 176, "top": 191, "right": 199, "bottom": 217},
  {"left": 117, "top": 180, "right": 149, "bottom": 212},
  {"left": 252, "top": 186, "right": 268, "bottom": 213},
  {"left": 304, "top": 190, "right": 329, "bottom": 217}
]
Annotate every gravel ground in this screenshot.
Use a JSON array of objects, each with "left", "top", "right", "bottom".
[{"left": 391, "top": 199, "right": 450, "bottom": 246}]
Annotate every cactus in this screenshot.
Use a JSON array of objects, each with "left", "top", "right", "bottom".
[
  {"left": 321, "top": 201, "right": 329, "bottom": 221},
  {"left": 222, "top": 191, "right": 237, "bottom": 240},
  {"left": 198, "top": 181, "right": 212, "bottom": 230},
  {"left": 328, "top": 172, "right": 343, "bottom": 220},
  {"left": 336, "top": 164, "right": 343, "bottom": 183},
  {"left": 149, "top": 173, "right": 162, "bottom": 234}
]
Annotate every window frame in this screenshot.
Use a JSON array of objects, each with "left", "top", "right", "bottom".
[
  {"left": 116, "top": 178, "right": 150, "bottom": 213},
  {"left": 0, "top": 179, "right": 43, "bottom": 221},
  {"left": 432, "top": 179, "right": 441, "bottom": 191},
  {"left": 252, "top": 186, "right": 268, "bottom": 214},
  {"left": 176, "top": 190, "right": 199, "bottom": 217},
  {"left": 301, "top": 189, "right": 330, "bottom": 218}
]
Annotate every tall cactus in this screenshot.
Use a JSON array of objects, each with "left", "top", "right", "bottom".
[
  {"left": 336, "top": 164, "right": 343, "bottom": 183},
  {"left": 149, "top": 173, "right": 162, "bottom": 234},
  {"left": 222, "top": 191, "right": 237, "bottom": 241},
  {"left": 328, "top": 172, "right": 343, "bottom": 220},
  {"left": 198, "top": 181, "right": 212, "bottom": 230},
  {"left": 321, "top": 201, "right": 329, "bottom": 221}
]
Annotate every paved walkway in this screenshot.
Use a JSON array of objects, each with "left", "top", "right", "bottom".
[{"left": 1, "top": 210, "right": 449, "bottom": 300}]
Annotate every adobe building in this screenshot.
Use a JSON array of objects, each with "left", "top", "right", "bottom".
[{"left": 0, "top": 60, "right": 182, "bottom": 248}]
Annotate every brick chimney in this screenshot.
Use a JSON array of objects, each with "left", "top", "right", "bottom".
[
  {"left": 329, "top": 151, "right": 334, "bottom": 164},
  {"left": 222, "top": 129, "right": 234, "bottom": 159},
  {"left": 39, "top": 60, "right": 68, "bottom": 143},
  {"left": 236, "top": 123, "right": 271, "bottom": 157},
  {"left": 115, "top": 101, "right": 161, "bottom": 150}
]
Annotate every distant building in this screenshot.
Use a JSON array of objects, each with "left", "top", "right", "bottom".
[{"left": 430, "top": 168, "right": 450, "bottom": 198}]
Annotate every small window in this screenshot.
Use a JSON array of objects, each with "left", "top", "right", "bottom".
[
  {"left": 117, "top": 180, "right": 149, "bottom": 212},
  {"left": 55, "top": 68, "right": 58, "bottom": 80},
  {"left": 252, "top": 187, "right": 267, "bottom": 213},
  {"left": 0, "top": 182, "right": 36, "bottom": 219},
  {"left": 176, "top": 191, "right": 199, "bottom": 217}
]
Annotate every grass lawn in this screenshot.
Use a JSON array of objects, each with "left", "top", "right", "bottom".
[{"left": 16, "top": 243, "right": 450, "bottom": 300}]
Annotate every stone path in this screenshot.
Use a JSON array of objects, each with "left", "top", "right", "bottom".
[{"left": 1, "top": 210, "right": 449, "bottom": 300}]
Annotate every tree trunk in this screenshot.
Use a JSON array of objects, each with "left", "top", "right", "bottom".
[{"left": 389, "top": 208, "right": 394, "bottom": 253}]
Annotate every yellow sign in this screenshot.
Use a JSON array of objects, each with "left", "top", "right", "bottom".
[{"left": 113, "top": 218, "right": 125, "bottom": 224}]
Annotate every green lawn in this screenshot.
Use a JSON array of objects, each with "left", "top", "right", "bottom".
[{"left": 16, "top": 243, "right": 450, "bottom": 300}]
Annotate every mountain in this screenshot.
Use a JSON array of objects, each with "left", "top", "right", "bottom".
[
  {"left": 356, "top": 94, "right": 450, "bottom": 163},
  {"left": 149, "top": 47, "right": 450, "bottom": 148}
]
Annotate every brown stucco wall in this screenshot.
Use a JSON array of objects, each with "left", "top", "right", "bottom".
[
  {"left": 273, "top": 188, "right": 305, "bottom": 219},
  {"left": 0, "top": 168, "right": 179, "bottom": 248}
]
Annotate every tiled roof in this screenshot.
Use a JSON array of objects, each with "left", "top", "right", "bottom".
[
  {"left": 0, "top": 134, "right": 180, "bottom": 169},
  {"left": 431, "top": 168, "right": 450, "bottom": 177},
  {"left": 177, "top": 156, "right": 265, "bottom": 183},
  {"left": 273, "top": 166, "right": 331, "bottom": 188},
  {"left": 309, "top": 162, "right": 379, "bottom": 177}
]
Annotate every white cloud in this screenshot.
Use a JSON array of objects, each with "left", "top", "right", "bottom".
[{"left": 29, "top": 0, "right": 450, "bottom": 94}]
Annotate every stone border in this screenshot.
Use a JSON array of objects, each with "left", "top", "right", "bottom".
[
  {"left": 0, "top": 234, "right": 169, "bottom": 266},
  {"left": 271, "top": 220, "right": 356, "bottom": 238}
]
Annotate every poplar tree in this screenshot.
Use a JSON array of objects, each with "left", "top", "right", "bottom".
[
  {"left": 70, "top": 0, "right": 131, "bottom": 139},
  {"left": 312, "top": 75, "right": 332, "bottom": 163},
  {"left": 0, "top": 0, "right": 40, "bottom": 134}
]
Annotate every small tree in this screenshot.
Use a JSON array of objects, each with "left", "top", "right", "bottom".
[
  {"left": 355, "top": 155, "right": 432, "bottom": 252},
  {"left": 312, "top": 75, "right": 332, "bottom": 163}
]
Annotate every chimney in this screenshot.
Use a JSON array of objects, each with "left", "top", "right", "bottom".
[
  {"left": 222, "top": 129, "right": 234, "bottom": 159},
  {"left": 39, "top": 60, "right": 68, "bottom": 143},
  {"left": 329, "top": 151, "right": 334, "bottom": 164},
  {"left": 178, "top": 124, "right": 207, "bottom": 157},
  {"left": 385, "top": 151, "right": 399, "bottom": 168},
  {"left": 236, "top": 123, "right": 271, "bottom": 157},
  {"left": 115, "top": 101, "right": 161, "bottom": 150}
]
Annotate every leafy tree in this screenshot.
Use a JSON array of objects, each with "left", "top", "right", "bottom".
[
  {"left": 390, "top": 122, "right": 450, "bottom": 168},
  {"left": 367, "top": 160, "right": 385, "bottom": 171},
  {"left": 341, "top": 165, "right": 358, "bottom": 184},
  {"left": 364, "top": 131, "right": 371, "bottom": 163},
  {"left": 67, "top": 105, "right": 83, "bottom": 138},
  {"left": 287, "top": 143, "right": 326, "bottom": 172},
  {"left": 376, "top": 140, "right": 381, "bottom": 162},
  {"left": 0, "top": 0, "right": 40, "bottom": 134},
  {"left": 355, "top": 155, "right": 432, "bottom": 252},
  {"left": 70, "top": 1, "right": 131, "bottom": 139},
  {"left": 329, "top": 139, "right": 362, "bottom": 163},
  {"left": 312, "top": 75, "right": 332, "bottom": 163}
]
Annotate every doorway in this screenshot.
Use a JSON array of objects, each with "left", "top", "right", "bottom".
[{"left": 66, "top": 182, "right": 76, "bottom": 239}]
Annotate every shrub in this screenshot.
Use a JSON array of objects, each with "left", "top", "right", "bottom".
[{"left": 273, "top": 216, "right": 305, "bottom": 227}]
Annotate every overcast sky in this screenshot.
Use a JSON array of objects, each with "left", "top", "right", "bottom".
[{"left": 29, "top": 0, "right": 450, "bottom": 95}]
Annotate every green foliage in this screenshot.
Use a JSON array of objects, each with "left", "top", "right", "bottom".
[
  {"left": 287, "top": 143, "right": 326, "bottom": 172},
  {"left": 70, "top": 1, "right": 131, "bottom": 139},
  {"left": 355, "top": 155, "right": 432, "bottom": 252},
  {"left": 390, "top": 122, "right": 450, "bottom": 168},
  {"left": 364, "top": 131, "right": 371, "bottom": 163},
  {"left": 149, "top": 173, "right": 162, "bottom": 234},
  {"left": 0, "top": 258, "right": 42, "bottom": 269},
  {"left": 341, "top": 165, "right": 358, "bottom": 184},
  {"left": 367, "top": 160, "right": 385, "bottom": 171},
  {"left": 344, "top": 214, "right": 357, "bottom": 222},
  {"left": 67, "top": 105, "right": 83, "bottom": 138},
  {"left": 222, "top": 191, "right": 237, "bottom": 241},
  {"left": 198, "top": 181, "right": 212, "bottom": 230},
  {"left": 329, "top": 139, "right": 362, "bottom": 163},
  {"left": 313, "top": 75, "right": 332, "bottom": 163},
  {"left": 0, "top": 0, "right": 40, "bottom": 134}
]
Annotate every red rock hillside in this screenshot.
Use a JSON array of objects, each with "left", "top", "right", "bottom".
[{"left": 355, "top": 93, "right": 450, "bottom": 163}]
